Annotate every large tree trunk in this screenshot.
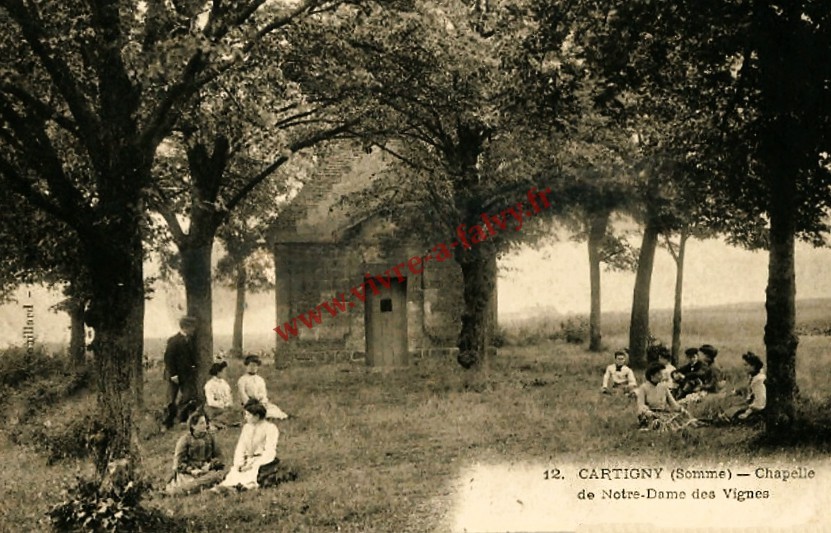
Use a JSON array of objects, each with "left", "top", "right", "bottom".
[
  {"left": 757, "top": 2, "right": 802, "bottom": 437},
  {"left": 67, "top": 296, "right": 87, "bottom": 369},
  {"left": 762, "top": 146, "right": 799, "bottom": 435},
  {"left": 455, "top": 245, "right": 497, "bottom": 369},
  {"left": 83, "top": 221, "right": 145, "bottom": 477},
  {"left": 181, "top": 241, "right": 215, "bottom": 398},
  {"left": 232, "top": 261, "right": 247, "bottom": 357},
  {"left": 670, "top": 231, "right": 689, "bottom": 365},
  {"left": 764, "top": 203, "right": 798, "bottom": 434},
  {"left": 177, "top": 136, "right": 230, "bottom": 394},
  {"left": 628, "top": 221, "right": 659, "bottom": 367},
  {"left": 449, "top": 122, "right": 494, "bottom": 370},
  {"left": 587, "top": 210, "right": 610, "bottom": 352}
]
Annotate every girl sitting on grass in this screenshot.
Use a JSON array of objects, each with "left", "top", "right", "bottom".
[
  {"left": 214, "top": 399, "right": 282, "bottom": 491},
  {"left": 653, "top": 348, "right": 679, "bottom": 395},
  {"left": 204, "top": 361, "right": 237, "bottom": 428},
  {"left": 635, "top": 364, "right": 696, "bottom": 431},
  {"left": 238, "top": 354, "right": 289, "bottom": 420},
  {"left": 697, "top": 344, "right": 726, "bottom": 393},
  {"left": 164, "top": 411, "right": 225, "bottom": 496},
  {"left": 734, "top": 352, "right": 767, "bottom": 421}
]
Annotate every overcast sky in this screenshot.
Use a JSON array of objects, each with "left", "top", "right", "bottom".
[{"left": 498, "top": 237, "right": 831, "bottom": 318}]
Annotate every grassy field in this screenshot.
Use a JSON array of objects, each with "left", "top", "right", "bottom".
[{"left": 2, "top": 302, "right": 831, "bottom": 532}]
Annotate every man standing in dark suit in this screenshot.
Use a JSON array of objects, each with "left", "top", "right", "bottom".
[{"left": 163, "top": 316, "right": 199, "bottom": 428}]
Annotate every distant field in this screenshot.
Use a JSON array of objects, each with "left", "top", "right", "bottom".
[
  {"left": 139, "top": 298, "right": 831, "bottom": 361},
  {"left": 144, "top": 334, "right": 277, "bottom": 360},
  {"left": 500, "top": 298, "right": 831, "bottom": 356}
]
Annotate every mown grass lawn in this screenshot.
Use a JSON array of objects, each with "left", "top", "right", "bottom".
[{"left": 2, "top": 327, "right": 831, "bottom": 532}]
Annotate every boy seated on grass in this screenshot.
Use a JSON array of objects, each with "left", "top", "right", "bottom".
[
  {"left": 678, "top": 344, "right": 725, "bottom": 402},
  {"left": 601, "top": 350, "right": 637, "bottom": 395},
  {"left": 676, "top": 346, "right": 709, "bottom": 399}
]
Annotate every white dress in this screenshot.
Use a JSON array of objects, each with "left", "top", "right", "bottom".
[
  {"left": 237, "top": 373, "right": 288, "bottom": 419},
  {"left": 219, "top": 420, "right": 280, "bottom": 489},
  {"left": 204, "top": 377, "right": 233, "bottom": 408}
]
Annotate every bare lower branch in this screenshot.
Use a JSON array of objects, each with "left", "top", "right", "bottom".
[
  {"left": 662, "top": 233, "right": 680, "bottom": 263},
  {"left": 221, "top": 120, "right": 358, "bottom": 219},
  {"left": 150, "top": 187, "right": 188, "bottom": 245}
]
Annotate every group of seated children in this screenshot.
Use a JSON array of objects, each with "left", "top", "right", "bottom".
[
  {"left": 673, "top": 344, "right": 724, "bottom": 400},
  {"left": 601, "top": 344, "right": 767, "bottom": 430},
  {"left": 203, "top": 355, "right": 289, "bottom": 428},
  {"left": 164, "top": 354, "right": 290, "bottom": 496}
]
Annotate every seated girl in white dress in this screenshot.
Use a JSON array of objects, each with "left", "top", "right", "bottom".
[
  {"left": 214, "top": 400, "right": 281, "bottom": 491},
  {"left": 204, "top": 361, "right": 237, "bottom": 428},
  {"left": 237, "top": 354, "right": 288, "bottom": 420}
]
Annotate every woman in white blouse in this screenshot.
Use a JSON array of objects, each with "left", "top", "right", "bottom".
[
  {"left": 237, "top": 354, "right": 288, "bottom": 420},
  {"left": 734, "top": 351, "right": 766, "bottom": 421},
  {"left": 203, "top": 362, "right": 237, "bottom": 427},
  {"left": 214, "top": 399, "right": 280, "bottom": 491}
]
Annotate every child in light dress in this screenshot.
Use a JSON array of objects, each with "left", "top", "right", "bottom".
[
  {"left": 213, "top": 400, "right": 281, "bottom": 491},
  {"left": 237, "top": 355, "right": 289, "bottom": 420},
  {"left": 733, "top": 352, "right": 766, "bottom": 421},
  {"left": 656, "top": 351, "right": 678, "bottom": 394},
  {"left": 204, "top": 361, "right": 237, "bottom": 428}
]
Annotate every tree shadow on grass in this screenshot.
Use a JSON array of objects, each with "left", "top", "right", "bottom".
[{"left": 750, "top": 397, "right": 831, "bottom": 452}]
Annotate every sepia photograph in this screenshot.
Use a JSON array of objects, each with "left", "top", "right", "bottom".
[{"left": 0, "top": 0, "right": 829, "bottom": 531}]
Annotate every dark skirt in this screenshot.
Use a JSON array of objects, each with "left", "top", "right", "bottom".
[{"left": 257, "top": 458, "right": 298, "bottom": 488}]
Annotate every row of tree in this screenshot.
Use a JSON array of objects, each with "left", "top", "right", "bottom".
[{"left": 1, "top": 0, "right": 829, "bottom": 482}]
